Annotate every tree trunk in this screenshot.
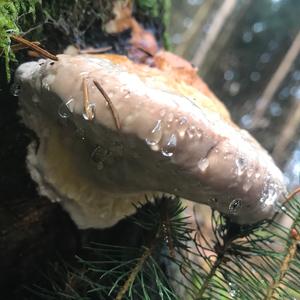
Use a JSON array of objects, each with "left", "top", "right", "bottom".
[{"left": 0, "top": 1, "right": 167, "bottom": 298}]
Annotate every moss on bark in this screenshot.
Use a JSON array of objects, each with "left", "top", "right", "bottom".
[
  {"left": 0, "top": 0, "right": 40, "bottom": 80},
  {"left": 0, "top": 0, "right": 170, "bottom": 82}
]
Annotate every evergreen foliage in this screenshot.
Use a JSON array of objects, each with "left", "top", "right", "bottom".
[{"left": 28, "top": 195, "right": 300, "bottom": 300}]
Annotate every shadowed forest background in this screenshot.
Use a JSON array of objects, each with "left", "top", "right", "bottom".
[{"left": 171, "top": 0, "right": 300, "bottom": 181}]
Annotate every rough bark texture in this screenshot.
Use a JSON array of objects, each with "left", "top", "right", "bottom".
[{"left": 0, "top": 1, "right": 166, "bottom": 298}]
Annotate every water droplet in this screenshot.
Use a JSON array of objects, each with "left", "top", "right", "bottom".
[
  {"left": 91, "top": 145, "right": 108, "bottom": 163},
  {"left": 161, "top": 134, "right": 177, "bottom": 157},
  {"left": 259, "top": 182, "right": 279, "bottom": 206},
  {"left": 198, "top": 158, "right": 209, "bottom": 172},
  {"left": 58, "top": 98, "right": 74, "bottom": 118},
  {"left": 280, "top": 206, "right": 287, "bottom": 212},
  {"left": 235, "top": 157, "right": 247, "bottom": 176},
  {"left": 177, "top": 116, "right": 188, "bottom": 138},
  {"left": 186, "top": 126, "right": 197, "bottom": 138},
  {"left": 83, "top": 103, "right": 96, "bottom": 120},
  {"left": 179, "top": 116, "right": 187, "bottom": 126},
  {"left": 228, "top": 199, "right": 242, "bottom": 215},
  {"left": 10, "top": 83, "right": 21, "bottom": 96},
  {"left": 228, "top": 282, "right": 240, "bottom": 298},
  {"left": 242, "top": 181, "right": 252, "bottom": 192},
  {"left": 146, "top": 120, "right": 162, "bottom": 146},
  {"left": 166, "top": 112, "right": 174, "bottom": 123},
  {"left": 196, "top": 127, "right": 202, "bottom": 138},
  {"left": 80, "top": 71, "right": 89, "bottom": 76},
  {"left": 42, "top": 80, "right": 50, "bottom": 91},
  {"left": 246, "top": 168, "right": 254, "bottom": 178}
]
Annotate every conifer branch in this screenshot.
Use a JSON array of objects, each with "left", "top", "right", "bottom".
[
  {"left": 266, "top": 229, "right": 299, "bottom": 300},
  {"left": 28, "top": 195, "right": 300, "bottom": 300},
  {"left": 114, "top": 246, "right": 153, "bottom": 300}
]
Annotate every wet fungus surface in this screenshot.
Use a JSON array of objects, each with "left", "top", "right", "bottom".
[{"left": 15, "top": 52, "right": 286, "bottom": 228}]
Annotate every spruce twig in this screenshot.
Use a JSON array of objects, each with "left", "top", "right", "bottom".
[
  {"left": 114, "top": 246, "right": 153, "bottom": 300},
  {"left": 266, "top": 228, "right": 300, "bottom": 300},
  {"left": 28, "top": 195, "right": 300, "bottom": 300}
]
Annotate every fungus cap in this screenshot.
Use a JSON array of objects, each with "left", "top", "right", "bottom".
[{"left": 15, "top": 54, "right": 286, "bottom": 228}]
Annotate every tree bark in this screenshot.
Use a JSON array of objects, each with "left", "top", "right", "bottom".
[{"left": 0, "top": 1, "right": 167, "bottom": 298}]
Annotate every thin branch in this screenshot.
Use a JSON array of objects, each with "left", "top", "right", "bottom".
[
  {"left": 284, "top": 187, "right": 300, "bottom": 205},
  {"left": 251, "top": 30, "right": 300, "bottom": 128},
  {"left": 11, "top": 41, "right": 40, "bottom": 52},
  {"left": 79, "top": 46, "right": 112, "bottom": 54},
  {"left": 265, "top": 229, "right": 300, "bottom": 300},
  {"left": 93, "top": 79, "right": 121, "bottom": 130},
  {"left": 272, "top": 98, "right": 300, "bottom": 164},
  {"left": 191, "top": 0, "right": 237, "bottom": 68},
  {"left": 10, "top": 35, "right": 58, "bottom": 61},
  {"left": 114, "top": 246, "right": 152, "bottom": 300},
  {"left": 175, "top": 0, "right": 215, "bottom": 57},
  {"left": 194, "top": 228, "right": 239, "bottom": 300}
]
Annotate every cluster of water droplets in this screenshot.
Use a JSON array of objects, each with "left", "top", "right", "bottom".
[
  {"left": 145, "top": 111, "right": 204, "bottom": 160},
  {"left": 145, "top": 116, "right": 178, "bottom": 157},
  {"left": 57, "top": 96, "right": 97, "bottom": 121},
  {"left": 186, "top": 125, "right": 202, "bottom": 139},
  {"left": 259, "top": 180, "right": 280, "bottom": 208}
]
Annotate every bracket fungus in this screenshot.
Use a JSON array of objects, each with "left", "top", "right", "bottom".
[{"left": 14, "top": 50, "right": 286, "bottom": 229}]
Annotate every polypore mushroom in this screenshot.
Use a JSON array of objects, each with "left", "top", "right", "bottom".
[{"left": 15, "top": 53, "right": 286, "bottom": 229}]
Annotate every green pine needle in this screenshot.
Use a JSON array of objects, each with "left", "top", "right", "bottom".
[{"left": 27, "top": 194, "right": 300, "bottom": 300}]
